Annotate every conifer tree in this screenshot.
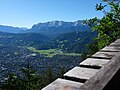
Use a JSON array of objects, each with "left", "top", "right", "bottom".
[
  {"left": 19, "top": 64, "right": 42, "bottom": 90},
  {"left": 44, "top": 68, "right": 55, "bottom": 85},
  {"left": 0, "top": 73, "right": 18, "bottom": 90},
  {"left": 58, "top": 66, "right": 66, "bottom": 78},
  {"left": 0, "top": 64, "right": 43, "bottom": 90}
]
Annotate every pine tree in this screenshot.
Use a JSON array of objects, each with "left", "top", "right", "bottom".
[
  {"left": 0, "top": 64, "right": 43, "bottom": 90},
  {"left": 19, "top": 64, "right": 42, "bottom": 90},
  {"left": 0, "top": 73, "right": 19, "bottom": 90},
  {"left": 58, "top": 66, "right": 66, "bottom": 78},
  {"left": 44, "top": 68, "right": 55, "bottom": 85}
]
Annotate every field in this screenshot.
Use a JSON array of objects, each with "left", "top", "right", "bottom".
[{"left": 28, "top": 47, "right": 81, "bottom": 57}]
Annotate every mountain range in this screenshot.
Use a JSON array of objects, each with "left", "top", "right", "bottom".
[
  {"left": 0, "top": 25, "right": 27, "bottom": 33},
  {"left": 0, "top": 20, "right": 90, "bottom": 38},
  {"left": 30, "top": 20, "right": 90, "bottom": 38}
]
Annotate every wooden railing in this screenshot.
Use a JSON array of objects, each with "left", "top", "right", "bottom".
[{"left": 42, "top": 39, "right": 120, "bottom": 90}]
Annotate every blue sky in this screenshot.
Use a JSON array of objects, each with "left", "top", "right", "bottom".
[{"left": 0, "top": 0, "right": 104, "bottom": 28}]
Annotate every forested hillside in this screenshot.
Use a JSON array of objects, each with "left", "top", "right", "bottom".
[
  {"left": 0, "top": 32, "right": 49, "bottom": 47},
  {"left": 0, "top": 31, "right": 96, "bottom": 88},
  {"left": 37, "top": 31, "right": 97, "bottom": 53}
]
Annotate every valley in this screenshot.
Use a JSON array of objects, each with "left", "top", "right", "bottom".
[{"left": 0, "top": 20, "right": 96, "bottom": 83}]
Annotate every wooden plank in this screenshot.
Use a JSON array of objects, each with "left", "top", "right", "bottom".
[
  {"left": 109, "top": 42, "right": 120, "bottom": 47},
  {"left": 80, "top": 58, "right": 109, "bottom": 68},
  {"left": 101, "top": 46, "right": 120, "bottom": 52},
  {"left": 114, "top": 39, "right": 120, "bottom": 43},
  {"left": 79, "top": 52, "right": 120, "bottom": 90},
  {"left": 64, "top": 67, "right": 99, "bottom": 80},
  {"left": 42, "top": 39, "right": 120, "bottom": 90},
  {"left": 91, "top": 51, "right": 117, "bottom": 59},
  {"left": 42, "top": 78, "right": 83, "bottom": 90}
]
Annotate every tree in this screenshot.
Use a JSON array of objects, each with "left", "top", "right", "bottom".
[
  {"left": 0, "top": 64, "right": 43, "bottom": 90},
  {"left": 103, "top": 0, "right": 120, "bottom": 2},
  {"left": 43, "top": 68, "right": 55, "bottom": 86},
  {"left": 19, "top": 64, "right": 42, "bottom": 90},
  {"left": 85, "top": 0, "right": 120, "bottom": 49},
  {"left": 58, "top": 66, "right": 66, "bottom": 78},
  {"left": 0, "top": 73, "right": 19, "bottom": 90}
]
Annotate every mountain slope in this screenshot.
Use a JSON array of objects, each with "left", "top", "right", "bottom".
[
  {"left": 0, "top": 20, "right": 90, "bottom": 39},
  {"left": 29, "top": 20, "right": 91, "bottom": 38},
  {"left": 0, "top": 25, "right": 28, "bottom": 33},
  {"left": 0, "top": 32, "right": 49, "bottom": 47},
  {"left": 37, "top": 31, "right": 97, "bottom": 53}
]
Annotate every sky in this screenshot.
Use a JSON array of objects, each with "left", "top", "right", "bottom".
[{"left": 0, "top": 0, "right": 105, "bottom": 28}]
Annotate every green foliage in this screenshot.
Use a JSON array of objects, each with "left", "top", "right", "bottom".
[
  {"left": 0, "top": 73, "right": 19, "bottom": 90},
  {"left": 81, "top": 0, "right": 120, "bottom": 60},
  {"left": 50, "top": 31, "right": 97, "bottom": 53},
  {"left": 0, "top": 64, "right": 44, "bottom": 90},
  {"left": 86, "top": 1, "right": 120, "bottom": 49},
  {"left": 103, "top": 0, "right": 120, "bottom": 2},
  {"left": 58, "top": 67, "right": 66, "bottom": 78},
  {"left": 28, "top": 47, "right": 81, "bottom": 57},
  {"left": 43, "top": 68, "right": 55, "bottom": 85},
  {"left": 27, "top": 47, "right": 63, "bottom": 57},
  {"left": 96, "top": 3, "right": 107, "bottom": 11},
  {"left": 87, "top": 41, "right": 99, "bottom": 55},
  {"left": 19, "top": 65, "right": 42, "bottom": 90},
  {"left": 80, "top": 52, "right": 88, "bottom": 61}
]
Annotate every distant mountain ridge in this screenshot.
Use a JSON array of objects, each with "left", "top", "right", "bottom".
[
  {"left": 32, "top": 20, "right": 86, "bottom": 27},
  {"left": 0, "top": 20, "right": 90, "bottom": 38},
  {"left": 30, "top": 20, "right": 90, "bottom": 38},
  {"left": 0, "top": 25, "right": 28, "bottom": 33}
]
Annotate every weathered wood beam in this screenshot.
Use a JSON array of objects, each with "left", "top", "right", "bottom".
[
  {"left": 42, "top": 39, "right": 120, "bottom": 90},
  {"left": 79, "top": 52, "right": 120, "bottom": 90},
  {"left": 42, "top": 78, "right": 83, "bottom": 90},
  {"left": 80, "top": 58, "right": 109, "bottom": 69}
]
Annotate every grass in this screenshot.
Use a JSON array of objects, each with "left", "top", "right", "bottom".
[
  {"left": 64, "top": 53, "right": 81, "bottom": 56},
  {"left": 28, "top": 47, "right": 81, "bottom": 57}
]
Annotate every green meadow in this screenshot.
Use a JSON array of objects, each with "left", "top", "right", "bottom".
[{"left": 28, "top": 47, "right": 81, "bottom": 57}]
